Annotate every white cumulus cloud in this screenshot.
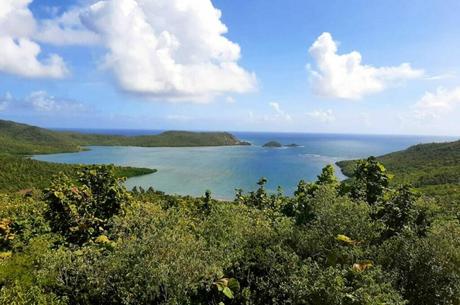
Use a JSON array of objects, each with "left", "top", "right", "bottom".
[
  {"left": 0, "top": 0, "right": 68, "bottom": 78},
  {"left": 414, "top": 86, "right": 460, "bottom": 119},
  {"left": 308, "top": 32, "right": 424, "bottom": 100},
  {"left": 36, "top": 7, "right": 100, "bottom": 46},
  {"left": 80, "top": 0, "right": 256, "bottom": 101},
  {"left": 307, "top": 109, "right": 335, "bottom": 123}
]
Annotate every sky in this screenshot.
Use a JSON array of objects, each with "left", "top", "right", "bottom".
[{"left": 1, "top": 0, "right": 460, "bottom": 135}]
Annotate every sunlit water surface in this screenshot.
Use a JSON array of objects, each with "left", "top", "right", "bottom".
[{"left": 33, "top": 132, "right": 454, "bottom": 200}]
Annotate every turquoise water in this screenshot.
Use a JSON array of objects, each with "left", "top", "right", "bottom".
[{"left": 33, "top": 132, "right": 455, "bottom": 200}]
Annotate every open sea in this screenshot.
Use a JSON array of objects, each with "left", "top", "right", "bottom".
[{"left": 33, "top": 131, "right": 456, "bottom": 200}]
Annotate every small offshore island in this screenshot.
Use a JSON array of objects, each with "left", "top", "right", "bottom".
[
  {"left": 263, "top": 140, "right": 283, "bottom": 148},
  {"left": 263, "top": 141, "right": 301, "bottom": 148}
]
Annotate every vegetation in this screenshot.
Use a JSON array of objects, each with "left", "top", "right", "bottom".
[
  {"left": 64, "top": 130, "right": 247, "bottom": 147},
  {"left": 262, "top": 141, "right": 300, "bottom": 148},
  {"left": 0, "top": 154, "right": 155, "bottom": 193},
  {"left": 0, "top": 118, "right": 244, "bottom": 193},
  {"left": 0, "top": 120, "right": 249, "bottom": 155},
  {"left": 1, "top": 119, "right": 459, "bottom": 304},
  {"left": 337, "top": 139, "right": 460, "bottom": 209},
  {"left": 1, "top": 157, "right": 459, "bottom": 304},
  {"left": 0, "top": 120, "right": 82, "bottom": 154},
  {"left": 263, "top": 141, "right": 283, "bottom": 148},
  {"left": 285, "top": 143, "right": 300, "bottom": 147}
]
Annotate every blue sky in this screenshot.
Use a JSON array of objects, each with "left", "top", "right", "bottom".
[{"left": 1, "top": 0, "right": 460, "bottom": 135}]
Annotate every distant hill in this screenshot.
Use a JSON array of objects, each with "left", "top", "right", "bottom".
[
  {"left": 0, "top": 120, "right": 80, "bottom": 154},
  {"left": 64, "top": 130, "right": 246, "bottom": 148},
  {"left": 337, "top": 139, "right": 460, "bottom": 205},
  {"left": 0, "top": 119, "right": 249, "bottom": 155}
]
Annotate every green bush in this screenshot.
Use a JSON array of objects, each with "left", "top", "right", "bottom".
[{"left": 44, "top": 165, "right": 131, "bottom": 245}]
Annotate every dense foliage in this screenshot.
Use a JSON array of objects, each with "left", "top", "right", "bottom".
[
  {"left": 0, "top": 154, "right": 155, "bottom": 192},
  {"left": 44, "top": 166, "right": 131, "bottom": 245},
  {"left": 1, "top": 158, "right": 459, "bottom": 305},
  {"left": 337, "top": 139, "right": 460, "bottom": 209}
]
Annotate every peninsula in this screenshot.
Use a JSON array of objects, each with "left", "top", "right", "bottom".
[{"left": 0, "top": 119, "right": 251, "bottom": 155}]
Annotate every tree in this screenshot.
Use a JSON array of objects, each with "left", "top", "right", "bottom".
[
  {"left": 291, "top": 180, "right": 317, "bottom": 225},
  {"left": 376, "top": 185, "right": 418, "bottom": 238},
  {"left": 317, "top": 164, "right": 339, "bottom": 187},
  {"left": 351, "top": 157, "right": 391, "bottom": 205}
]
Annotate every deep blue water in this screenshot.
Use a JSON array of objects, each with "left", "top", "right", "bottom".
[{"left": 34, "top": 131, "right": 456, "bottom": 200}]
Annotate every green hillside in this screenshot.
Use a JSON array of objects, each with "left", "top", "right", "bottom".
[
  {"left": 0, "top": 120, "right": 160, "bottom": 192},
  {"left": 0, "top": 154, "right": 155, "bottom": 192},
  {"left": 63, "top": 130, "right": 246, "bottom": 147},
  {"left": 0, "top": 119, "right": 248, "bottom": 192},
  {"left": 337, "top": 140, "right": 460, "bottom": 205},
  {"left": 0, "top": 120, "right": 81, "bottom": 154},
  {"left": 0, "top": 120, "right": 248, "bottom": 155}
]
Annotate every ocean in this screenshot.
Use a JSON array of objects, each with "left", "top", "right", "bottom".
[{"left": 33, "top": 131, "right": 456, "bottom": 200}]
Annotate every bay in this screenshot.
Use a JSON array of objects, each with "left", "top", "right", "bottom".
[{"left": 33, "top": 131, "right": 455, "bottom": 200}]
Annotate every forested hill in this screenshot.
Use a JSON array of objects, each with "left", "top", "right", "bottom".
[
  {"left": 0, "top": 119, "right": 248, "bottom": 155},
  {"left": 0, "top": 120, "right": 79, "bottom": 154},
  {"left": 337, "top": 139, "right": 460, "bottom": 203}
]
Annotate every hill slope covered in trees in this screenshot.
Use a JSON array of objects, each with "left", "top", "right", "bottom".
[
  {"left": 0, "top": 120, "right": 160, "bottom": 192},
  {"left": 0, "top": 154, "right": 155, "bottom": 192},
  {"left": 337, "top": 139, "right": 460, "bottom": 206}
]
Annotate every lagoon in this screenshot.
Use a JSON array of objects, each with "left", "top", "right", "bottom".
[{"left": 33, "top": 132, "right": 454, "bottom": 200}]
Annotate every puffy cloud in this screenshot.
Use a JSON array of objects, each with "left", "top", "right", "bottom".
[
  {"left": 269, "top": 102, "right": 291, "bottom": 120},
  {"left": 36, "top": 7, "right": 100, "bottom": 46},
  {"left": 81, "top": 0, "right": 256, "bottom": 101},
  {"left": 414, "top": 86, "right": 460, "bottom": 119},
  {"left": 308, "top": 32, "right": 424, "bottom": 100},
  {"left": 0, "top": 0, "right": 68, "bottom": 78},
  {"left": 307, "top": 109, "right": 335, "bottom": 123}
]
